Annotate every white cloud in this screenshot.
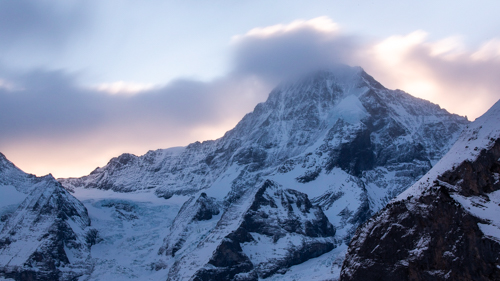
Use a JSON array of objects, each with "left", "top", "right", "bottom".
[
  {"left": 0, "top": 78, "right": 22, "bottom": 91},
  {"left": 233, "top": 16, "right": 339, "bottom": 41},
  {"left": 471, "top": 39, "right": 500, "bottom": 61},
  {"left": 93, "top": 81, "right": 158, "bottom": 95},
  {"left": 363, "top": 31, "right": 500, "bottom": 119}
]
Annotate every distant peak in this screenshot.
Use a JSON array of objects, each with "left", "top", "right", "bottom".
[{"left": 0, "top": 152, "right": 18, "bottom": 171}]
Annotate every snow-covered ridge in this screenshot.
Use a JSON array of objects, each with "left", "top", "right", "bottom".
[
  {"left": 57, "top": 65, "right": 468, "bottom": 280},
  {"left": 60, "top": 66, "right": 467, "bottom": 201},
  {"left": 397, "top": 99, "right": 500, "bottom": 201}
]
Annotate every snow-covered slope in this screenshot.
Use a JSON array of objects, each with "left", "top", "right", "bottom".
[
  {"left": 0, "top": 153, "right": 39, "bottom": 231},
  {"left": 341, "top": 100, "right": 500, "bottom": 281},
  {"left": 0, "top": 154, "right": 94, "bottom": 281}
]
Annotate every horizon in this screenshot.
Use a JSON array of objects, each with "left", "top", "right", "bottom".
[{"left": 1, "top": 1, "right": 500, "bottom": 178}]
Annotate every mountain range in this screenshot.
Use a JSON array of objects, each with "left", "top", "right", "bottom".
[{"left": 0, "top": 65, "right": 484, "bottom": 280}]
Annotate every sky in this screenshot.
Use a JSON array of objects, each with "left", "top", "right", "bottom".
[{"left": 1, "top": 0, "right": 500, "bottom": 178}]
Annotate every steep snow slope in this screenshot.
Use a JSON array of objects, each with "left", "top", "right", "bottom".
[
  {"left": 341, "top": 100, "right": 500, "bottom": 281},
  {"left": 57, "top": 65, "right": 468, "bottom": 280},
  {"left": 0, "top": 153, "right": 38, "bottom": 231},
  {"left": 0, "top": 154, "right": 94, "bottom": 281}
]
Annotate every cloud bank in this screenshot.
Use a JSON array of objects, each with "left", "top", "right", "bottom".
[{"left": 1, "top": 16, "right": 499, "bottom": 177}]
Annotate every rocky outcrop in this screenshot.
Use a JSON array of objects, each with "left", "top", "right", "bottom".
[
  {"left": 0, "top": 175, "right": 94, "bottom": 281},
  {"left": 341, "top": 101, "right": 500, "bottom": 281},
  {"left": 187, "top": 180, "right": 337, "bottom": 280},
  {"left": 159, "top": 192, "right": 221, "bottom": 257}
]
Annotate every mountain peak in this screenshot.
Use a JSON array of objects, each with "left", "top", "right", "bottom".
[{"left": 267, "top": 65, "right": 374, "bottom": 107}]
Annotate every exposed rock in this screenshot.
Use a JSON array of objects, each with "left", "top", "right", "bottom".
[
  {"left": 341, "top": 101, "right": 500, "bottom": 281},
  {"left": 0, "top": 161, "right": 94, "bottom": 281},
  {"left": 55, "top": 65, "right": 468, "bottom": 280},
  {"left": 159, "top": 192, "right": 221, "bottom": 257},
  {"left": 185, "top": 180, "right": 337, "bottom": 280}
]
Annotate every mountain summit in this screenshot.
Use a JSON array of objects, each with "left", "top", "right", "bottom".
[{"left": 19, "top": 65, "right": 469, "bottom": 280}]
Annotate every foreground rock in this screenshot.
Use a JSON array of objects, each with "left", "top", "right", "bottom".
[{"left": 341, "top": 100, "right": 500, "bottom": 281}]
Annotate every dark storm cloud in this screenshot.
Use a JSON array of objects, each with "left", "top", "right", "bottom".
[{"left": 0, "top": 0, "right": 89, "bottom": 51}]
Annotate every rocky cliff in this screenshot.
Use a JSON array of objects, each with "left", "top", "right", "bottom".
[{"left": 341, "top": 100, "right": 500, "bottom": 281}]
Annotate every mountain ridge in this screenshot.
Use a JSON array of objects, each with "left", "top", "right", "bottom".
[
  {"left": 341, "top": 100, "right": 500, "bottom": 281},
  {"left": 2, "top": 65, "right": 470, "bottom": 280}
]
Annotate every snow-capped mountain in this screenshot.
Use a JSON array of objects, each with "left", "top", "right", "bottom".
[
  {"left": 341, "top": 100, "right": 500, "bottom": 280},
  {"left": 3, "top": 65, "right": 469, "bottom": 280},
  {"left": 0, "top": 153, "right": 95, "bottom": 281}
]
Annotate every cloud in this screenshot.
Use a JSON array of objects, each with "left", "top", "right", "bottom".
[
  {"left": 0, "top": 0, "right": 90, "bottom": 68},
  {"left": 231, "top": 17, "right": 357, "bottom": 83},
  {"left": 362, "top": 32, "right": 500, "bottom": 119},
  {"left": 93, "top": 81, "right": 159, "bottom": 95}
]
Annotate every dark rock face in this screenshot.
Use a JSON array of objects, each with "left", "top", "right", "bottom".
[
  {"left": 341, "top": 139, "right": 500, "bottom": 281},
  {"left": 159, "top": 192, "right": 221, "bottom": 257},
  {"left": 243, "top": 180, "right": 335, "bottom": 239},
  {"left": 194, "top": 231, "right": 257, "bottom": 281},
  {"left": 193, "top": 193, "right": 221, "bottom": 221},
  {"left": 327, "top": 121, "right": 375, "bottom": 177},
  {"left": 191, "top": 180, "right": 337, "bottom": 280}
]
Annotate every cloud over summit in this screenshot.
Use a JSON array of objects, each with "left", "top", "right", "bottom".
[{"left": 231, "top": 17, "right": 357, "bottom": 82}]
